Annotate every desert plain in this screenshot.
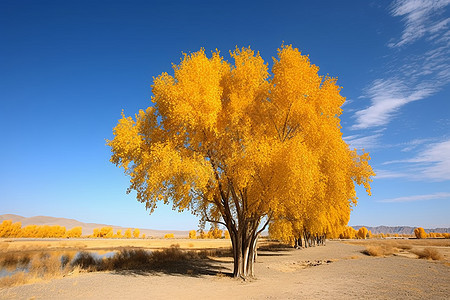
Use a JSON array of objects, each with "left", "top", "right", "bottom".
[{"left": 0, "top": 238, "right": 449, "bottom": 299}]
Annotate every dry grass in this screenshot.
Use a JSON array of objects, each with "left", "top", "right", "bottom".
[
  {"left": 0, "top": 238, "right": 234, "bottom": 288},
  {"left": 354, "top": 239, "right": 448, "bottom": 262},
  {"left": 412, "top": 248, "right": 443, "bottom": 261},
  {"left": 362, "top": 245, "right": 398, "bottom": 257},
  {"left": 0, "top": 243, "right": 232, "bottom": 287},
  {"left": 345, "top": 238, "right": 450, "bottom": 248},
  {"left": 0, "top": 250, "right": 78, "bottom": 287}
]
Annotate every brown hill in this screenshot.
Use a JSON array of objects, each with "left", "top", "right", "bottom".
[{"left": 0, "top": 214, "right": 189, "bottom": 238}]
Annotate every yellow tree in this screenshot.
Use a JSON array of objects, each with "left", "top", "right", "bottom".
[
  {"left": 124, "top": 228, "right": 132, "bottom": 238},
  {"left": 108, "top": 45, "right": 374, "bottom": 278},
  {"left": 414, "top": 227, "right": 427, "bottom": 239},
  {"left": 189, "top": 230, "right": 197, "bottom": 239},
  {"left": 357, "top": 227, "right": 368, "bottom": 239},
  {"left": 133, "top": 228, "right": 140, "bottom": 238},
  {"left": 65, "top": 227, "right": 82, "bottom": 238}
]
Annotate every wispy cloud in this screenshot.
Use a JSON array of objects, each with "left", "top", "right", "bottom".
[
  {"left": 344, "top": 133, "right": 382, "bottom": 150},
  {"left": 400, "top": 138, "right": 435, "bottom": 152},
  {"left": 351, "top": 0, "right": 450, "bottom": 130},
  {"left": 378, "top": 192, "right": 450, "bottom": 203},
  {"left": 388, "top": 0, "right": 450, "bottom": 47},
  {"left": 352, "top": 79, "right": 434, "bottom": 129},
  {"left": 374, "top": 169, "right": 410, "bottom": 179},
  {"left": 382, "top": 139, "right": 450, "bottom": 181}
]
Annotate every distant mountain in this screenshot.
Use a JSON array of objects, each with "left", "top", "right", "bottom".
[
  {"left": 0, "top": 214, "right": 189, "bottom": 238},
  {"left": 352, "top": 225, "right": 450, "bottom": 235}
]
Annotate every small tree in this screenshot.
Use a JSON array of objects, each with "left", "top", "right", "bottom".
[
  {"left": 189, "top": 230, "right": 197, "bottom": 239},
  {"left": 65, "top": 227, "right": 82, "bottom": 238},
  {"left": 164, "top": 233, "right": 174, "bottom": 239},
  {"left": 414, "top": 227, "right": 427, "bottom": 239},
  {"left": 357, "top": 227, "right": 368, "bottom": 239},
  {"left": 133, "top": 228, "right": 140, "bottom": 238},
  {"left": 124, "top": 228, "right": 132, "bottom": 238}
]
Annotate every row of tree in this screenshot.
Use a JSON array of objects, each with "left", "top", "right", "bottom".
[
  {"left": 0, "top": 220, "right": 146, "bottom": 239},
  {"left": 188, "top": 229, "right": 231, "bottom": 239},
  {"left": 414, "top": 227, "right": 450, "bottom": 239},
  {"left": 91, "top": 227, "right": 143, "bottom": 239},
  {"left": 0, "top": 220, "right": 81, "bottom": 238}
]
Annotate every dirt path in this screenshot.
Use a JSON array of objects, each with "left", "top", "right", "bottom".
[{"left": 1, "top": 241, "right": 449, "bottom": 299}]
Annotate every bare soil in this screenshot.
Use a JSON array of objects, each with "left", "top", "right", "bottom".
[{"left": 1, "top": 240, "right": 449, "bottom": 299}]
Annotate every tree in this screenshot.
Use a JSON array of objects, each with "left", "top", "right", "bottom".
[
  {"left": 357, "top": 227, "right": 368, "bottom": 239},
  {"left": 133, "top": 228, "right": 140, "bottom": 238},
  {"left": 65, "top": 227, "right": 82, "bottom": 238},
  {"left": 189, "top": 230, "right": 197, "bottom": 239},
  {"left": 115, "top": 229, "right": 123, "bottom": 238},
  {"left": 108, "top": 45, "right": 374, "bottom": 278},
  {"left": 414, "top": 227, "right": 427, "bottom": 239},
  {"left": 0, "top": 220, "right": 22, "bottom": 237},
  {"left": 124, "top": 228, "right": 132, "bottom": 238}
]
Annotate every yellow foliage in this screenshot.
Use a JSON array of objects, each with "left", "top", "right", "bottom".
[
  {"left": 133, "top": 228, "right": 140, "bottom": 238},
  {"left": 164, "top": 233, "right": 174, "bottom": 239},
  {"left": 65, "top": 227, "right": 82, "bottom": 238},
  {"left": 414, "top": 227, "right": 427, "bottom": 239},
  {"left": 340, "top": 226, "right": 356, "bottom": 239},
  {"left": 92, "top": 227, "right": 113, "bottom": 238},
  {"left": 188, "top": 230, "right": 197, "bottom": 239},
  {"left": 124, "top": 229, "right": 132, "bottom": 239},
  {"left": 107, "top": 45, "right": 375, "bottom": 277},
  {"left": 357, "top": 227, "right": 368, "bottom": 239}
]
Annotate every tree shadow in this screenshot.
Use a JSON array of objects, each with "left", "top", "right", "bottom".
[{"left": 111, "top": 258, "right": 233, "bottom": 278}]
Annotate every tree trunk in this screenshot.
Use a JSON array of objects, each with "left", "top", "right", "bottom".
[{"left": 230, "top": 228, "right": 256, "bottom": 278}]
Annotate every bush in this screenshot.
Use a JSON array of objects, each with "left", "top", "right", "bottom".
[
  {"left": 164, "top": 233, "right": 174, "bottom": 239},
  {"left": 414, "top": 227, "right": 427, "bottom": 239},
  {"left": 413, "top": 248, "right": 443, "bottom": 260}
]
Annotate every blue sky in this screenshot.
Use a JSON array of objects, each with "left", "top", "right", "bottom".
[{"left": 1, "top": 0, "right": 449, "bottom": 230}]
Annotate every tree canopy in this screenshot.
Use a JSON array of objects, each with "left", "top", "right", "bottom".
[{"left": 108, "top": 45, "right": 375, "bottom": 277}]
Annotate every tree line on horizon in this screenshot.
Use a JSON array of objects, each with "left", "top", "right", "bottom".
[{"left": 0, "top": 220, "right": 145, "bottom": 239}]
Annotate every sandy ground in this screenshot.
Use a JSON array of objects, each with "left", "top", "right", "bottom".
[{"left": 1, "top": 240, "right": 449, "bottom": 299}]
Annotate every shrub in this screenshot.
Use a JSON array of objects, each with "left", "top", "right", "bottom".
[
  {"left": 413, "top": 248, "right": 443, "bottom": 260},
  {"left": 188, "top": 230, "right": 197, "bottom": 239},
  {"left": 357, "top": 227, "right": 368, "bottom": 239},
  {"left": 414, "top": 227, "right": 427, "bottom": 239},
  {"left": 164, "top": 233, "right": 174, "bottom": 239}
]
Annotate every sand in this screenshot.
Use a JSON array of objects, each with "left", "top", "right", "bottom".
[{"left": 1, "top": 240, "right": 449, "bottom": 299}]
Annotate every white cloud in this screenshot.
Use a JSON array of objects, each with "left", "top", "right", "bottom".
[
  {"left": 344, "top": 133, "right": 382, "bottom": 150},
  {"left": 382, "top": 139, "right": 450, "bottom": 181},
  {"left": 400, "top": 138, "right": 434, "bottom": 152},
  {"left": 374, "top": 169, "right": 410, "bottom": 179},
  {"left": 351, "top": 0, "right": 449, "bottom": 130},
  {"left": 389, "top": 0, "right": 450, "bottom": 47},
  {"left": 352, "top": 79, "right": 435, "bottom": 129},
  {"left": 378, "top": 192, "right": 450, "bottom": 202}
]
